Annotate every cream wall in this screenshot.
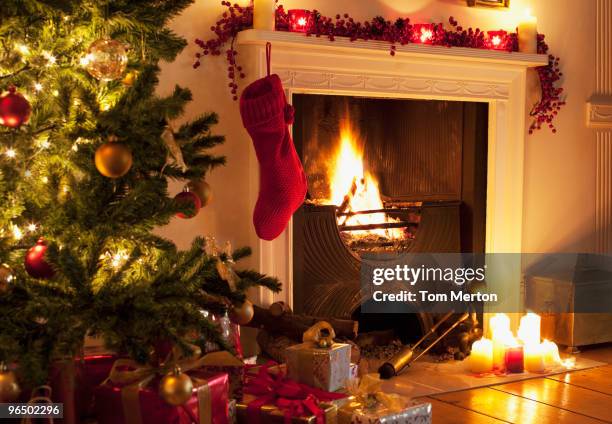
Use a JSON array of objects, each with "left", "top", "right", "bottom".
[{"left": 155, "top": 0, "right": 598, "bottom": 261}]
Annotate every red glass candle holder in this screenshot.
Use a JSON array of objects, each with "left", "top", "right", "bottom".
[
  {"left": 412, "top": 23, "right": 435, "bottom": 44},
  {"left": 504, "top": 346, "right": 524, "bottom": 373},
  {"left": 487, "top": 30, "right": 508, "bottom": 50},
  {"left": 288, "top": 9, "right": 312, "bottom": 33}
]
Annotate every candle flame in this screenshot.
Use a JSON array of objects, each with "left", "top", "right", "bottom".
[
  {"left": 481, "top": 313, "right": 575, "bottom": 370},
  {"left": 420, "top": 28, "right": 433, "bottom": 43}
]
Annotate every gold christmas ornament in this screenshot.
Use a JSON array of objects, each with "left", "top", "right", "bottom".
[
  {"left": 84, "top": 38, "right": 128, "bottom": 81},
  {"left": 187, "top": 179, "right": 212, "bottom": 207},
  {"left": 95, "top": 141, "right": 133, "bottom": 178},
  {"left": 0, "top": 263, "right": 14, "bottom": 293},
  {"left": 159, "top": 366, "right": 193, "bottom": 406},
  {"left": 230, "top": 299, "right": 254, "bottom": 325},
  {"left": 122, "top": 71, "right": 138, "bottom": 86},
  {"left": 0, "top": 363, "right": 20, "bottom": 402}
]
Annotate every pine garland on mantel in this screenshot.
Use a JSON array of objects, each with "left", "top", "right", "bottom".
[{"left": 194, "top": 2, "right": 564, "bottom": 134}]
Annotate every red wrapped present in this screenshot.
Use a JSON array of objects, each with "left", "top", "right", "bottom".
[
  {"left": 238, "top": 362, "right": 347, "bottom": 424},
  {"left": 94, "top": 358, "right": 230, "bottom": 424},
  {"left": 200, "top": 351, "right": 245, "bottom": 400},
  {"left": 48, "top": 353, "right": 117, "bottom": 423}
]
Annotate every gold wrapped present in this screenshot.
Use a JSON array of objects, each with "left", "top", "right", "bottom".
[
  {"left": 338, "top": 375, "right": 432, "bottom": 424},
  {"left": 286, "top": 342, "right": 351, "bottom": 392}
]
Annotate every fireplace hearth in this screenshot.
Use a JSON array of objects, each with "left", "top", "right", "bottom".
[{"left": 292, "top": 94, "right": 489, "bottom": 343}]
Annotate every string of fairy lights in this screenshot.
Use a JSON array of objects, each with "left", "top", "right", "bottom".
[{"left": 0, "top": 30, "right": 137, "bottom": 275}]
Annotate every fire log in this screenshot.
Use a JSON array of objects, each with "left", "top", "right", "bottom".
[{"left": 245, "top": 305, "right": 359, "bottom": 340}]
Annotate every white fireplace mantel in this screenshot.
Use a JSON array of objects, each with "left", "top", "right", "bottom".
[{"left": 236, "top": 29, "right": 548, "bottom": 311}]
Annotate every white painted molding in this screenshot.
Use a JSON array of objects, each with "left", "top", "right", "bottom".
[
  {"left": 588, "top": 99, "right": 612, "bottom": 129},
  {"left": 276, "top": 69, "right": 511, "bottom": 100},
  {"left": 236, "top": 30, "right": 539, "bottom": 312},
  {"left": 237, "top": 29, "right": 548, "bottom": 68},
  {"left": 594, "top": 0, "right": 612, "bottom": 253}
]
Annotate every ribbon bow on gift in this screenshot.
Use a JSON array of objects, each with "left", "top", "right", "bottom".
[
  {"left": 339, "top": 374, "right": 407, "bottom": 422},
  {"left": 244, "top": 362, "right": 345, "bottom": 424},
  {"left": 105, "top": 344, "right": 214, "bottom": 424},
  {"left": 302, "top": 321, "right": 336, "bottom": 349}
]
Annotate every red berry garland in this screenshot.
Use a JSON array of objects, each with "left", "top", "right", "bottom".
[{"left": 195, "top": 3, "right": 564, "bottom": 134}]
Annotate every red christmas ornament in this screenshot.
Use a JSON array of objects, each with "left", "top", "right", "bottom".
[
  {"left": 0, "top": 86, "right": 31, "bottom": 128},
  {"left": 174, "top": 191, "right": 201, "bottom": 219},
  {"left": 24, "top": 238, "right": 54, "bottom": 279}
]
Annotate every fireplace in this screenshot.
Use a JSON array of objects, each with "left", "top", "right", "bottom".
[
  {"left": 291, "top": 94, "right": 488, "bottom": 342},
  {"left": 236, "top": 29, "right": 548, "bottom": 336}
]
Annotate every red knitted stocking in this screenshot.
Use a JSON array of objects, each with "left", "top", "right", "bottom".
[{"left": 239, "top": 74, "right": 307, "bottom": 241}]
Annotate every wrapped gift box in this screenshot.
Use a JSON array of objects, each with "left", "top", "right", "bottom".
[
  {"left": 286, "top": 342, "right": 351, "bottom": 392},
  {"left": 47, "top": 353, "right": 117, "bottom": 424},
  {"left": 94, "top": 370, "right": 230, "bottom": 424},
  {"left": 236, "top": 394, "right": 338, "bottom": 424},
  {"left": 200, "top": 350, "right": 245, "bottom": 399},
  {"left": 339, "top": 399, "right": 432, "bottom": 424}
]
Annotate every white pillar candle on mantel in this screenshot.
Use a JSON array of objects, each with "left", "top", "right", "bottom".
[
  {"left": 253, "top": 0, "right": 276, "bottom": 31},
  {"left": 518, "top": 9, "right": 538, "bottom": 53},
  {"left": 469, "top": 338, "right": 493, "bottom": 374}
]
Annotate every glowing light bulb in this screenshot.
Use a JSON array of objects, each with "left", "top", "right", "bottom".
[
  {"left": 80, "top": 54, "right": 94, "bottom": 66},
  {"left": 34, "top": 82, "right": 43, "bottom": 92},
  {"left": 43, "top": 51, "right": 57, "bottom": 65},
  {"left": 5, "top": 149, "right": 16, "bottom": 158},
  {"left": 41, "top": 176, "right": 49, "bottom": 184},
  {"left": 492, "top": 36, "right": 501, "bottom": 46},
  {"left": 38, "top": 136, "right": 50, "bottom": 149},
  {"left": 12, "top": 225, "right": 22, "bottom": 240},
  {"left": 15, "top": 43, "right": 29, "bottom": 55},
  {"left": 110, "top": 251, "right": 130, "bottom": 268},
  {"left": 297, "top": 17, "right": 307, "bottom": 26},
  {"left": 52, "top": 90, "right": 59, "bottom": 97},
  {"left": 27, "top": 223, "right": 37, "bottom": 232}
]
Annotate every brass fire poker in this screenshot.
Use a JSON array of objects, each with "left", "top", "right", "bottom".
[{"left": 378, "top": 311, "right": 470, "bottom": 379}]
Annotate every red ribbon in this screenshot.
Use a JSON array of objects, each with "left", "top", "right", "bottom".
[{"left": 244, "top": 362, "right": 345, "bottom": 424}]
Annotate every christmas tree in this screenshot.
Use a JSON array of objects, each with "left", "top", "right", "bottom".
[{"left": 0, "top": 0, "right": 280, "bottom": 385}]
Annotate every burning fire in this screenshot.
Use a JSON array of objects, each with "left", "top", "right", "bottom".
[{"left": 327, "top": 123, "right": 403, "bottom": 240}]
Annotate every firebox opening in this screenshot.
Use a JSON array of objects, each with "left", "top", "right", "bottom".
[{"left": 292, "top": 94, "right": 488, "bottom": 347}]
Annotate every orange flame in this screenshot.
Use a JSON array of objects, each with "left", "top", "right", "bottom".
[
  {"left": 327, "top": 122, "right": 403, "bottom": 239},
  {"left": 485, "top": 313, "right": 575, "bottom": 370}
]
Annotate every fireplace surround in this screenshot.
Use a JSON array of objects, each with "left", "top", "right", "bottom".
[{"left": 236, "top": 29, "right": 548, "bottom": 331}]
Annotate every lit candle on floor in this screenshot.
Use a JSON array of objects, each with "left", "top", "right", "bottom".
[
  {"left": 253, "top": 0, "right": 276, "bottom": 31},
  {"left": 505, "top": 345, "right": 524, "bottom": 373},
  {"left": 541, "top": 339, "right": 561, "bottom": 368},
  {"left": 518, "top": 313, "right": 541, "bottom": 346},
  {"left": 469, "top": 338, "right": 493, "bottom": 373},
  {"left": 492, "top": 330, "right": 513, "bottom": 370},
  {"left": 518, "top": 9, "right": 538, "bottom": 53},
  {"left": 489, "top": 314, "right": 512, "bottom": 370},
  {"left": 524, "top": 343, "right": 545, "bottom": 373}
]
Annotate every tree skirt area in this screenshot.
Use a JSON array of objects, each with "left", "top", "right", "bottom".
[{"left": 374, "top": 356, "right": 607, "bottom": 398}]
